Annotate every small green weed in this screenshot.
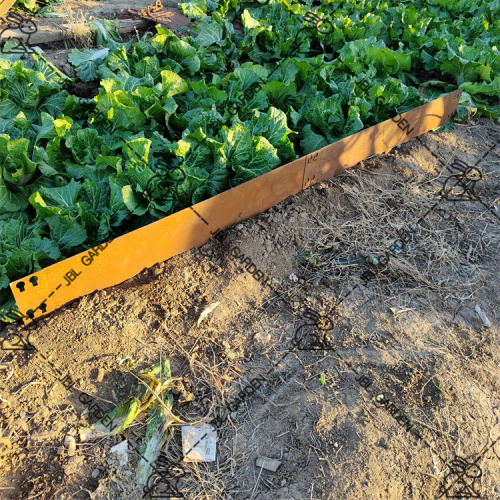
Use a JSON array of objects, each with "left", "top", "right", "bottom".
[
  {"left": 297, "top": 249, "right": 319, "bottom": 268},
  {"left": 430, "top": 380, "right": 444, "bottom": 400}
]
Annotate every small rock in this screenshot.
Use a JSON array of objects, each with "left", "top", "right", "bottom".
[
  {"left": 256, "top": 456, "right": 282, "bottom": 472},
  {"left": 281, "top": 479, "right": 286, "bottom": 487},
  {"left": 91, "top": 469, "right": 100, "bottom": 479},
  {"left": 235, "top": 224, "right": 243, "bottom": 230},
  {"left": 289, "top": 273, "right": 298, "bottom": 283},
  {"left": 475, "top": 305, "right": 491, "bottom": 328},
  {"left": 64, "top": 435, "right": 76, "bottom": 457},
  {"left": 96, "top": 368, "right": 105, "bottom": 382}
]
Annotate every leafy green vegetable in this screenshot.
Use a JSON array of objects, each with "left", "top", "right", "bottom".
[
  {"left": 89, "top": 19, "right": 123, "bottom": 47},
  {"left": 136, "top": 393, "right": 181, "bottom": 489},
  {"left": 79, "top": 396, "right": 142, "bottom": 442},
  {"left": 79, "top": 360, "right": 178, "bottom": 442},
  {"left": 68, "top": 48, "right": 110, "bottom": 82}
]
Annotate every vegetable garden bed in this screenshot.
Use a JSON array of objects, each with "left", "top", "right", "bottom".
[
  {"left": 2, "top": 1, "right": 500, "bottom": 499},
  {"left": 10, "top": 89, "right": 461, "bottom": 322}
]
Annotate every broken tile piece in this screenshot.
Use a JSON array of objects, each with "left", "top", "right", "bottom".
[{"left": 256, "top": 456, "right": 282, "bottom": 472}]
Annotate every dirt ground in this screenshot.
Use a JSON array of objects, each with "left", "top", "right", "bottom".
[{"left": 0, "top": 116, "right": 499, "bottom": 499}]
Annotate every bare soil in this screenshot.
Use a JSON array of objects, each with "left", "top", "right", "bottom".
[{"left": 1, "top": 117, "right": 499, "bottom": 499}]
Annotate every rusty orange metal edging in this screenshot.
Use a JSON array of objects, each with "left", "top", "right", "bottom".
[
  {"left": 0, "top": 0, "right": 15, "bottom": 19},
  {"left": 11, "top": 90, "right": 462, "bottom": 322}
]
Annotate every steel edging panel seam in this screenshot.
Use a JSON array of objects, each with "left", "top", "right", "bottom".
[
  {"left": 303, "top": 90, "right": 462, "bottom": 188},
  {"left": 10, "top": 92, "right": 462, "bottom": 321}
]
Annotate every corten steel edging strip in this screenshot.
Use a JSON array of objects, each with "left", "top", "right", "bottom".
[
  {"left": 0, "top": 0, "right": 15, "bottom": 19},
  {"left": 303, "top": 90, "right": 462, "bottom": 188},
  {"left": 10, "top": 91, "right": 461, "bottom": 322},
  {"left": 10, "top": 156, "right": 306, "bottom": 323}
]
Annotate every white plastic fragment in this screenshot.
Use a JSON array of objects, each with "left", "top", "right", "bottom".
[
  {"left": 110, "top": 440, "right": 129, "bottom": 466},
  {"left": 389, "top": 307, "right": 414, "bottom": 317},
  {"left": 182, "top": 423, "right": 216, "bottom": 462},
  {"left": 475, "top": 305, "right": 491, "bottom": 328},
  {"left": 118, "top": 356, "right": 134, "bottom": 365},
  {"left": 197, "top": 302, "right": 220, "bottom": 327}
]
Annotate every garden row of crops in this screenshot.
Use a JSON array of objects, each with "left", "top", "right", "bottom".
[{"left": 0, "top": 0, "right": 499, "bottom": 318}]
